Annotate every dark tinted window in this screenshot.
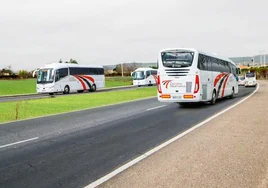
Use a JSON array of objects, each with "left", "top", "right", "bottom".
[
  {"left": 146, "top": 71, "right": 150, "bottom": 78},
  {"left": 151, "top": 70, "right": 157, "bottom": 75},
  {"left": 198, "top": 54, "right": 207, "bottom": 70},
  {"left": 70, "top": 67, "right": 104, "bottom": 75},
  {"left": 198, "top": 54, "right": 233, "bottom": 73},
  {"left": 59, "top": 68, "right": 68, "bottom": 79}
]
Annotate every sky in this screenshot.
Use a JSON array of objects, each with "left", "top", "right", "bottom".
[{"left": 0, "top": 0, "right": 268, "bottom": 71}]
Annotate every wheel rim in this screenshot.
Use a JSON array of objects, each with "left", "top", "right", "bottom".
[{"left": 65, "top": 87, "right": 69, "bottom": 93}]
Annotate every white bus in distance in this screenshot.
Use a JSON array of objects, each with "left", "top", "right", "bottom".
[
  {"left": 244, "top": 71, "right": 257, "bottom": 87},
  {"left": 157, "top": 48, "right": 239, "bottom": 106},
  {"left": 36, "top": 63, "right": 105, "bottom": 95},
  {"left": 132, "top": 68, "right": 157, "bottom": 86}
]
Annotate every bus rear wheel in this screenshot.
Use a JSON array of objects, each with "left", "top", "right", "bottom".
[
  {"left": 210, "top": 90, "right": 217, "bottom": 105},
  {"left": 90, "top": 84, "right": 96, "bottom": 92},
  {"left": 63, "top": 85, "right": 70, "bottom": 94}
]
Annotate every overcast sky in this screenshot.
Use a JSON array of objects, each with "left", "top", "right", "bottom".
[{"left": 0, "top": 0, "right": 268, "bottom": 71}]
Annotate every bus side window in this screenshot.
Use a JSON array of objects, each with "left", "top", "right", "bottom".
[
  {"left": 146, "top": 71, "right": 150, "bottom": 78},
  {"left": 198, "top": 54, "right": 207, "bottom": 70},
  {"left": 55, "top": 70, "right": 60, "bottom": 82}
]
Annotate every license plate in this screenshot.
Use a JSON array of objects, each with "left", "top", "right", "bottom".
[
  {"left": 170, "top": 83, "right": 181, "bottom": 87},
  {"left": 172, "top": 96, "right": 182, "bottom": 99}
]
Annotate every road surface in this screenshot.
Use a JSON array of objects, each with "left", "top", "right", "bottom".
[{"left": 0, "top": 86, "right": 255, "bottom": 188}]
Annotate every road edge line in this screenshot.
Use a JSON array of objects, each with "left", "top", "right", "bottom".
[
  {"left": 85, "top": 84, "right": 259, "bottom": 188},
  {"left": 0, "top": 137, "right": 39, "bottom": 149}
]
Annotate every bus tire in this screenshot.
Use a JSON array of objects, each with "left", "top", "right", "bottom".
[
  {"left": 210, "top": 90, "right": 217, "bottom": 105},
  {"left": 77, "top": 90, "right": 84, "bottom": 93},
  {"left": 63, "top": 85, "right": 70, "bottom": 94},
  {"left": 90, "top": 84, "right": 96, "bottom": 92},
  {"left": 49, "top": 93, "right": 54, "bottom": 96},
  {"left": 148, "top": 81, "right": 152, "bottom": 86},
  {"left": 229, "top": 87, "right": 235, "bottom": 99}
]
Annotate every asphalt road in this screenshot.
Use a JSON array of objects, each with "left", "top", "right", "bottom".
[
  {"left": 0, "top": 86, "right": 256, "bottom": 188},
  {"left": 0, "top": 85, "right": 139, "bottom": 103}
]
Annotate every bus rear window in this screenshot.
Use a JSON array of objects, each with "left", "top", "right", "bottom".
[{"left": 161, "top": 51, "right": 194, "bottom": 68}]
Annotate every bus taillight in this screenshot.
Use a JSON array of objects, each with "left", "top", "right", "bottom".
[
  {"left": 157, "top": 75, "right": 162, "bottom": 93},
  {"left": 194, "top": 75, "right": 200, "bottom": 94}
]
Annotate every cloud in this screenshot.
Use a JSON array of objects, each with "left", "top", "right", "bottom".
[{"left": 0, "top": 0, "right": 268, "bottom": 70}]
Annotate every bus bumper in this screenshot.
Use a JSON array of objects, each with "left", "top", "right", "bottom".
[{"left": 158, "top": 93, "right": 201, "bottom": 103}]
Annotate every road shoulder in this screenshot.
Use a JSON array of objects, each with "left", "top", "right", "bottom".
[{"left": 100, "top": 81, "right": 268, "bottom": 188}]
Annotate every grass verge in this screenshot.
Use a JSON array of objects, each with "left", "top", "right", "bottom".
[
  {"left": 0, "top": 87, "right": 156, "bottom": 124},
  {"left": 0, "top": 77, "right": 133, "bottom": 96}
]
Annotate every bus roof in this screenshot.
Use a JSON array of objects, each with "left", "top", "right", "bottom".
[
  {"left": 160, "top": 48, "right": 236, "bottom": 66},
  {"left": 133, "top": 67, "right": 156, "bottom": 71},
  {"left": 40, "top": 63, "right": 103, "bottom": 69}
]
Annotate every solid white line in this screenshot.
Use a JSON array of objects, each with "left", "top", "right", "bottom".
[
  {"left": 146, "top": 105, "right": 166, "bottom": 111},
  {"left": 85, "top": 84, "right": 259, "bottom": 188},
  {"left": 0, "top": 137, "right": 39, "bottom": 149}
]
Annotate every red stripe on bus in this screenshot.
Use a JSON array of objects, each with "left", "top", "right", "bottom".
[
  {"left": 74, "top": 76, "right": 87, "bottom": 90},
  {"left": 221, "top": 74, "right": 230, "bottom": 97},
  {"left": 214, "top": 73, "right": 227, "bottom": 87},
  {"left": 82, "top": 75, "right": 95, "bottom": 83}
]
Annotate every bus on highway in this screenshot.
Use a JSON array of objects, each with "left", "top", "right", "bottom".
[
  {"left": 132, "top": 67, "right": 157, "bottom": 86},
  {"left": 36, "top": 63, "right": 105, "bottom": 95},
  {"left": 244, "top": 71, "right": 257, "bottom": 87},
  {"left": 157, "top": 48, "right": 239, "bottom": 106}
]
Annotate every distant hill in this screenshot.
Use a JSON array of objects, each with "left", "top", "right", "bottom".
[{"left": 230, "top": 54, "right": 268, "bottom": 65}]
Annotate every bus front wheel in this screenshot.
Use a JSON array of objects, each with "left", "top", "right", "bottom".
[
  {"left": 63, "top": 85, "right": 70, "bottom": 94},
  {"left": 229, "top": 88, "right": 235, "bottom": 99}
]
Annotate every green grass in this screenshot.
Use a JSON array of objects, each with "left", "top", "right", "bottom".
[
  {"left": 0, "top": 77, "right": 133, "bottom": 96},
  {"left": 105, "top": 77, "right": 132, "bottom": 87},
  {"left": 0, "top": 87, "right": 157, "bottom": 124},
  {"left": 0, "top": 79, "right": 36, "bottom": 96}
]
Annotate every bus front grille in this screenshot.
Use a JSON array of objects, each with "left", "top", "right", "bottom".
[{"left": 165, "top": 69, "right": 190, "bottom": 76}]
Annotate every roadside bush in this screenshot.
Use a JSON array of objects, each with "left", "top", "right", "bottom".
[{"left": 18, "top": 70, "right": 31, "bottom": 79}]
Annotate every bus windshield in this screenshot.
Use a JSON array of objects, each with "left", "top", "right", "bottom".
[
  {"left": 239, "top": 76, "right": 245, "bottom": 80},
  {"left": 246, "top": 72, "right": 255, "bottom": 77},
  {"left": 132, "top": 71, "right": 145, "bottom": 80},
  {"left": 37, "top": 68, "right": 54, "bottom": 84},
  {"left": 161, "top": 51, "right": 194, "bottom": 68}
]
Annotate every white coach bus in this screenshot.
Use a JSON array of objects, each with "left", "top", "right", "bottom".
[
  {"left": 244, "top": 71, "right": 257, "bottom": 87},
  {"left": 36, "top": 63, "right": 105, "bottom": 95},
  {"left": 132, "top": 67, "right": 157, "bottom": 86},
  {"left": 157, "top": 48, "right": 239, "bottom": 106}
]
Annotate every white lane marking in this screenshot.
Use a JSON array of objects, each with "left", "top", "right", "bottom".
[
  {"left": 146, "top": 105, "right": 167, "bottom": 111},
  {"left": 85, "top": 84, "right": 259, "bottom": 188},
  {"left": 0, "top": 137, "right": 39, "bottom": 149}
]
